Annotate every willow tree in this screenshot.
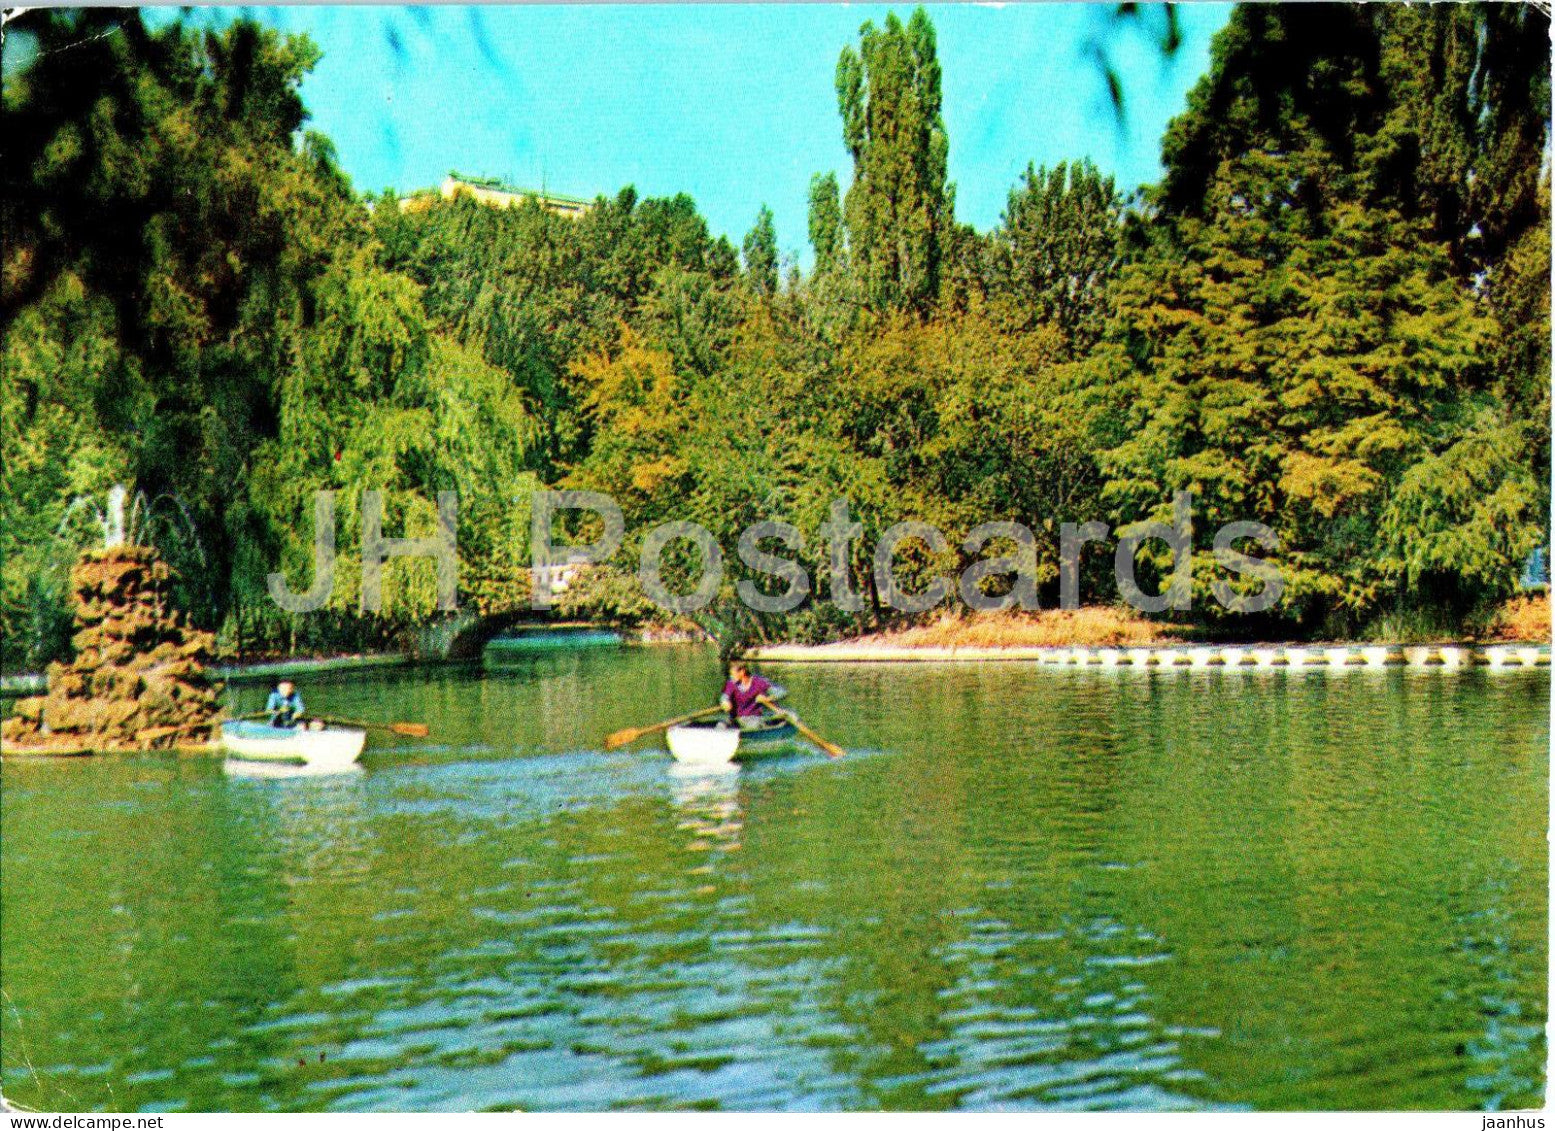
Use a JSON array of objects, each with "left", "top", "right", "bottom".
[{"left": 2, "top": 10, "right": 362, "bottom": 652}]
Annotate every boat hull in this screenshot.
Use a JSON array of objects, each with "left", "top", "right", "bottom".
[
  {"left": 220, "top": 721, "right": 366, "bottom": 771},
  {"left": 664, "top": 716, "right": 799, "bottom": 764}
]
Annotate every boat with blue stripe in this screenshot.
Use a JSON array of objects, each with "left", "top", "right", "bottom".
[{"left": 665, "top": 713, "right": 799, "bottom": 764}]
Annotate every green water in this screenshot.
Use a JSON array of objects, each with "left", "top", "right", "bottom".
[{"left": 2, "top": 649, "right": 1546, "bottom": 1112}]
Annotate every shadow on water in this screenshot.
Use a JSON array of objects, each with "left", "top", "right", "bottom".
[{"left": 2, "top": 651, "right": 1547, "bottom": 1112}]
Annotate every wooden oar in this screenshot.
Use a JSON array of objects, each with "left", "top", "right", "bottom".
[
  {"left": 231, "top": 710, "right": 428, "bottom": 738},
  {"left": 757, "top": 696, "right": 845, "bottom": 759},
  {"left": 136, "top": 720, "right": 217, "bottom": 744},
  {"left": 316, "top": 715, "right": 430, "bottom": 738},
  {"left": 605, "top": 705, "right": 724, "bottom": 751}
]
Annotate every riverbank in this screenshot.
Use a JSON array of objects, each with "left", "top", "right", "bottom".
[
  {"left": 0, "top": 651, "right": 418, "bottom": 697},
  {"left": 834, "top": 597, "right": 1550, "bottom": 649},
  {"left": 0, "top": 624, "right": 644, "bottom": 697},
  {"left": 6, "top": 600, "right": 1546, "bottom": 694},
  {"left": 749, "top": 599, "right": 1550, "bottom": 667},
  {"left": 750, "top": 640, "right": 1550, "bottom": 668}
]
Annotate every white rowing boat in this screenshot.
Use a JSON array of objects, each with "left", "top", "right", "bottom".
[
  {"left": 220, "top": 720, "right": 366, "bottom": 771},
  {"left": 664, "top": 715, "right": 799, "bottom": 764}
]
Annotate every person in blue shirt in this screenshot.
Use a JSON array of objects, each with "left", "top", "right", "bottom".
[{"left": 266, "top": 680, "right": 305, "bottom": 728}]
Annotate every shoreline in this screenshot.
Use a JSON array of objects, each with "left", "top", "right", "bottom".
[
  {"left": 0, "top": 652, "right": 418, "bottom": 696},
  {"left": 749, "top": 641, "right": 1551, "bottom": 669},
  {"left": 6, "top": 635, "right": 1550, "bottom": 695},
  {"left": 0, "top": 625, "right": 661, "bottom": 695}
]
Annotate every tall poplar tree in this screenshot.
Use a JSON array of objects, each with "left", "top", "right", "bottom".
[
  {"left": 807, "top": 173, "right": 844, "bottom": 273},
  {"left": 833, "top": 8, "right": 950, "bottom": 317},
  {"left": 742, "top": 206, "right": 779, "bottom": 296}
]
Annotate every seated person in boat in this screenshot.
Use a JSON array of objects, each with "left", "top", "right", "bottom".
[
  {"left": 720, "top": 661, "right": 786, "bottom": 729},
  {"left": 266, "top": 680, "right": 305, "bottom": 728}
]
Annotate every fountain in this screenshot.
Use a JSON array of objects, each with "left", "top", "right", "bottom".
[{"left": 2, "top": 488, "right": 221, "bottom": 754}]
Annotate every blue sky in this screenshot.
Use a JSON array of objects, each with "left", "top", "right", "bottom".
[{"left": 231, "top": 4, "right": 1231, "bottom": 265}]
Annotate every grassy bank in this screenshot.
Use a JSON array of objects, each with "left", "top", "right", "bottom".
[
  {"left": 848, "top": 607, "right": 1189, "bottom": 649},
  {"left": 1489, "top": 594, "right": 1551, "bottom": 642},
  {"left": 826, "top": 595, "right": 1551, "bottom": 652}
]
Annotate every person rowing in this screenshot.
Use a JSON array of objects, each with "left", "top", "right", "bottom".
[
  {"left": 265, "top": 679, "right": 323, "bottom": 730},
  {"left": 602, "top": 660, "right": 843, "bottom": 759},
  {"left": 266, "top": 679, "right": 304, "bottom": 728},
  {"left": 720, "top": 660, "right": 786, "bottom": 730}
]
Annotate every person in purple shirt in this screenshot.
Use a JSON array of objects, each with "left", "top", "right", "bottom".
[{"left": 720, "top": 661, "right": 786, "bottom": 728}]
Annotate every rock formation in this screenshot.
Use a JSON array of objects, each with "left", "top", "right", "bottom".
[{"left": 1, "top": 546, "right": 221, "bottom": 752}]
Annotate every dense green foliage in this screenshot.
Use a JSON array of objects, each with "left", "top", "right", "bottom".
[
  {"left": 1105, "top": 2, "right": 1551, "bottom": 634},
  {"left": 2, "top": 5, "right": 1548, "bottom": 665}
]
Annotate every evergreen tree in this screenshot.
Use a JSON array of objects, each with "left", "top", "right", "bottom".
[
  {"left": 1096, "top": 2, "right": 1548, "bottom": 631},
  {"left": 1157, "top": 3, "right": 1550, "bottom": 278}
]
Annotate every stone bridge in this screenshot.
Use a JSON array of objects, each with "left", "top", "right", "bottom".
[
  {"left": 413, "top": 610, "right": 616, "bottom": 660},
  {"left": 413, "top": 609, "right": 532, "bottom": 660}
]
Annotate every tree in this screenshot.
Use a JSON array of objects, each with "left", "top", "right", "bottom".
[
  {"left": 2, "top": 10, "right": 365, "bottom": 652},
  {"left": 1156, "top": 4, "right": 1551, "bottom": 279},
  {"left": 807, "top": 173, "right": 845, "bottom": 272},
  {"left": 1486, "top": 176, "right": 1552, "bottom": 532},
  {"left": 989, "top": 160, "right": 1123, "bottom": 349},
  {"left": 1094, "top": 6, "right": 1544, "bottom": 631},
  {"left": 1, "top": 10, "right": 552, "bottom": 656},
  {"left": 833, "top": 8, "right": 951, "bottom": 316},
  {"left": 742, "top": 206, "right": 779, "bottom": 296},
  {"left": 5, "top": 3, "right": 1545, "bottom": 656}
]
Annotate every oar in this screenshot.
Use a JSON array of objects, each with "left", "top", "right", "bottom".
[
  {"left": 757, "top": 696, "right": 845, "bottom": 759},
  {"left": 605, "top": 705, "right": 724, "bottom": 751},
  {"left": 231, "top": 709, "right": 428, "bottom": 738},
  {"left": 317, "top": 715, "right": 430, "bottom": 738},
  {"left": 135, "top": 719, "right": 220, "bottom": 745}
]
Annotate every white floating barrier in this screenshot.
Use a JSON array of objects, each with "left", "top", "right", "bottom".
[{"left": 750, "top": 640, "right": 1548, "bottom": 670}]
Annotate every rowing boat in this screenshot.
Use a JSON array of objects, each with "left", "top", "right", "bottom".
[
  {"left": 220, "top": 720, "right": 366, "bottom": 771},
  {"left": 664, "top": 714, "right": 799, "bottom": 764}
]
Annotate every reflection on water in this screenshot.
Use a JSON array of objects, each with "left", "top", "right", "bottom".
[
  {"left": 668, "top": 764, "right": 744, "bottom": 854},
  {"left": 225, "top": 761, "right": 366, "bottom": 781},
  {"left": 1, "top": 650, "right": 1547, "bottom": 1112}
]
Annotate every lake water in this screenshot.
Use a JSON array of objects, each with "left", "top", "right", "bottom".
[{"left": 2, "top": 648, "right": 1546, "bottom": 1111}]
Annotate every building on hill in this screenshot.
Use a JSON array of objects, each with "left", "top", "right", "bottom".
[{"left": 398, "top": 172, "right": 593, "bottom": 219}]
